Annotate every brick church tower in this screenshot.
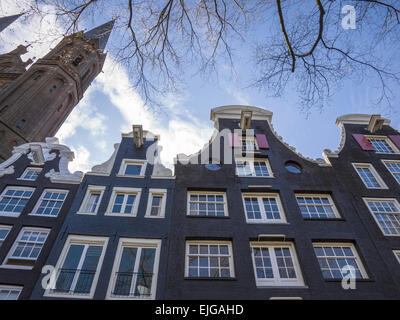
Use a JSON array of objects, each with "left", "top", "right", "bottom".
[{"left": 0, "top": 20, "right": 115, "bottom": 161}]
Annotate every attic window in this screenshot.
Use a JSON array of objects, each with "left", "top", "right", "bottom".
[
  {"left": 50, "top": 85, "right": 57, "bottom": 93},
  {"left": 285, "top": 161, "right": 302, "bottom": 174},
  {"left": 16, "top": 120, "right": 25, "bottom": 128},
  {"left": 72, "top": 55, "right": 83, "bottom": 66}
]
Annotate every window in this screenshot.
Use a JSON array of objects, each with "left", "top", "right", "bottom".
[
  {"left": 295, "top": 194, "right": 340, "bottom": 219},
  {"left": 0, "top": 285, "right": 22, "bottom": 300},
  {"left": 394, "top": 250, "right": 400, "bottom": 264},
  {"left": 285, "top": 161, "right": 302, "bottom": 174},
  {"left": 366, "top": 136, "right": 399, "bottom": 154},
  {"left": 241, "top": 136, "right": 258, "bottom": 153},
  {"left": 107, "top": 238, "right": 161, "bottom": 300},
  {"left": 313, "top": 243, "right": 368, "bottom": 280},
  {"left": 3, "top": 227, "right": 49, "bottom": 269},
  {"left": 242, "top": 193, "right": 286, "bottom": 223},
  {"left": 19, "top": 167, "right": 42, "bottom": 181},
  {"left": 118, "top": 159, "right": 147, "bottom": 177},
  {"left": 46, "top": 235, "right": 108, "bottom": 299},
  {"left": 382, "top": 160, "right": 400, "bottom": 184},
  {"left": 185, "top": 241, "right": 234, "bottom": 278},
  {"left": 105, "top": 187, "right": 141, "bottom": 217},
  {"left": 30, "top": 189, "right": 68, "bottom": 217},
  {"left": 236, "top": 158, "right": 273, "bottom": 177},
  {"left": 16, "top": 120, "right": 25, "bottom": 128},
  {"left": 145, "top": 189, "right": 167, "bottom": 218},
  {"left": 187, "top": 192, "right": 228, "bottom": 217},
  {"left": 0, "top": 225, "right": 11, "bottom": 248},
  {"left": 250, "top": 242, "right": 304, "bottom": 287},
  {"left": 352, "top": 163, "right": 387, "bottom": 189},
  {"left": 77, "top": 185, "right": 106, "bottom": 215},
  {"left": 363, "top": 198, "right": 400, "bottom": 236},
  {"left": 0, "top": 186, "right": 35, "bottom": 217}
]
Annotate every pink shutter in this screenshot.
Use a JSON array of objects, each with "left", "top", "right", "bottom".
[
  {"left": 228, "top": 132, "right": 240, "bottom": 147},
  {"left": 389, "top": 135, "right": 400, "bottom": 150},
  {"left": 352, "top": 134, "right": 374, "bottom": 151},
  {"left": 256, "top": 134, "right": 269, "bottom": 149}
]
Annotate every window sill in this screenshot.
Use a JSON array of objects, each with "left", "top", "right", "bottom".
[
  {"left": 186, "top": 215, "right": 230, "bottom": 219},
  {"left": 324, "top": 278, "right": 373, "bottom": 283},
  {"left": 28, "top": 213, "right": 58, "bottom": 218},
  {"left": 246, "top": 221, "right": 289, "bottom": 225},
  {"left": 116, "top": 174, "right": 145, "bottom": 178},
  {"left": 104, "top": 213, "right": 137, "bottom": 217},
  {"left": 256, "top": 285, "right": 308, "bottom": 289},
  {"left": 303, "top": 218, "right": 345, "bottom": 222},
  {"left": 0, "top": 212, "right": 21, "bottom": 218},
  {"left": 184, "top": 277, "right": 237, "bottom": 281},
  {"left": 76, "top": 211, "right": 98, "bottom": 216}
]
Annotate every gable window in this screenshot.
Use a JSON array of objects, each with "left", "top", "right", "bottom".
[
  {"left": 107, "top": 238, "right": 161, "bottom": 300},
  {"left": 105, "top": 187, "right": 141, "bottom": 217},
  {"left": 0, "top": 225, "right": 11, "bottom": 248},
  {"left": 118, "top": 159, "right": 147, "bottom": 177},
  {"left": 46, "top": 235, "right": 108, "bottom": 299},
  {"left": 187, "top": 192, "right": 228, "bottom": 217},
  {"left": 19, "top": 167, "right": 42, "bottom": 181},
  {"left": 366, "top": 136, "right": 399, "bottom": 154},
  {"left": 352, "top": 163, "right": 387, "bottom": 189},
  {"left": 382, "top": 160, "right": 400, "bottom": 184},
  {"left": 3, "top": 227, "right": 49, "bottom": 269},
  {"left": 363, "top": 198, "right": 400, "bottom": 236},
  {"left": 145, "top": 189, "right": 167, "bottom": 218},
  {"left": 394, "top": 250, "right": 400, "bottom": 264},
  {"left": 250, "top": 242, "right": 304, "bottom": 287},
  {"left": 241, "top": 136, "right": 258, "bottom": 153},
  {"left": 242, "top": 193, "right": 286, "bottom": 223},
  {"left": 295, "top": 194, "right": 340, "bottom": 219},
  {"left": 236, "top": 158, "right": 273, "bottom": 177},
  {"left": 30, "top": 189, "right": 68, "bottom": 217},
  {"left": 16, "top": 120, "right": 25, "bottom": 128},
  {"left": 77, "top": 185, "right": 106, "bottom": 215},
  {"left": 0, "top": 285, "right": 22, "bottom": 300},
  {"left": 185, "top": 241, "right": 234, "bottom": 278},
  {"left": 0, "top": 186, "right": 35, "bottom": 217},
  {"left": 313, "top": 242, "right": 368, "bottom": 279}
]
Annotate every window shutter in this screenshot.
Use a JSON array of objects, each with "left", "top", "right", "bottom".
[
  {"left": 256, "top": 134, "right": 269, "bottom": 149},
  {"left": 352, "top": 134, "right": 374, "bottom": 151},
  {"left": 228, "top": 132, "right": 240, "bottom": 147},
  {"left": 389, "top": 135, "right": 400, "bottom": 150}
]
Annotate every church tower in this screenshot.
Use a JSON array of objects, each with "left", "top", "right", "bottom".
[{"left": 0, "top": 20, "right": 115, "bottom": 161}]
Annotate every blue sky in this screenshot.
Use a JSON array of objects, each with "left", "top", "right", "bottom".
[{"left": 1, "top": 0, "right": 399, "bottom": 173}]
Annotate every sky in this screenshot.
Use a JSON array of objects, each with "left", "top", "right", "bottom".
[{"left": 1, "top": 0, "right": 399, "bottom": 174}]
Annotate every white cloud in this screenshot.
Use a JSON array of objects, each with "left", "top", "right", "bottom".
[{"left": 68, "top": 145, "right": 91, "bottom": 173}]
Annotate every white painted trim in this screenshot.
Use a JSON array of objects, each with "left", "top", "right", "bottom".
[
  {"left": 17, "top": 167, "right": 42, "bottom": 181},
  {"left": 381, "top": 159, "right": 400, "bottom": 185},
  {"left": 0, "top": 186, "right": 35, "bottom": 218},
  {"left": 187, "top": 191, "right": 229, "bottom": 217},
  {"left": 295, "top": 193, "right": 341, "bottom": 219},
  {"left": 0, "top": 285, "right": 23, "bottom": 300},
  {"left": 335, "top": 113, "right": 391, "bottom": 126},
  {"left": 242, "top": 193, "right": 287, "bottom": 224},
  {"left": 393, "top": 250, "right": 400, "bottom": 264},
  {"left": 76, "top": 185, "right": 106, "bottom": 215},
  {"left": 235, "top": 157, "right": 274, "bottom": 178},
  {"left": 118, "top": 159, "right": 147, "bottom": 177},
  {"left": 29, "top": 189, "right": 69, "bottom": 217},
  {"left": 364, "top": 135, "right": 400, "bottom": 154},
  {"left": 352, "top": 163, "right": 388, "bottom": 189},
  {"left": 145, "top": 189, "right": 167, "bottom": 218},
  {"left": 105, "top": 187, "right": 142, "bottom": 217}
]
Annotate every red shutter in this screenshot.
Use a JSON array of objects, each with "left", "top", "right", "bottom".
[
  {"left": 256, "top": 134, "right": 269, "bottom": 149},
  {"left": 228, "top": 132, "right": 240, "bottom": 147},
  {"left": 352, "top": 134, "right": 374, "bottom": 151},
  {"left": 389, "top": 135, "right": 400, "bottom": 150}
]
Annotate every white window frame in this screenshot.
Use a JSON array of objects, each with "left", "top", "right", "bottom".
[
  {"left": 0, "top": 225, "right": 12, "bottom": 248},
  {"left": 105, "top": 187, "right": 141, "bottom": 217},
  {"left": 1, "top": 227, "right": 50, "bottom": 270},
  {"left": 30, "top": 189, "right": 69, "bottom": 217},
  {"left": 145, "top": 189, "right": 167, "bottom": 218},
  {"left": 106, "top": 238, "right": 161, "bottom": 300},
  {"left": 0, "top": 285, "right": 22, "bottom": 300},
  {"left": 382, "top": 160, "right": 400, "bottom": 185},
  {"left": 0, "top": 186, "right": 35, "bottom": 217},
  {"left": 240, "top": 136, "right": 259, "bottom": 153},
  {"left": 187, "top": 191, "right": 229, "bottom": 217},
  {"left": 312, "top": 242, "right": 368, "bottom": 279},
  {"left": 77, "top": 185, "right": 106, "bottom": 215},
  {"left": 242, "top": 193, "right": 287, "bottom": 224},
  {"left": 44, "top": 235, "right": 109, "bottom": 299},
  {"left": 185, "top": 240, "right": 235, "bottom": 278},
  {"left": 235, "top": 157, "right": 274, "bottom": 178},
  {"left": 250, "top": 241, "right": 304, "bottom": 287},
  {"left": 393, "top": 250, "right": 400, "bottom": 264},
  {"left": 18, "top": 167, "right": 42, "bottom": 181},
  {"left": 295, "top": 193, "right": 341, "bottom": 219},
  {"left": 117, "top": 159, "right": 147, "bottom": 178},
  {"left": 363, "top": 197, "right": 400, "bottom": 237},
  {"left": 352, "top": 163, "right": 388, "bottom": 189},
  {"left": 365, "top": 135, "right": 400, "bottom": 154}
]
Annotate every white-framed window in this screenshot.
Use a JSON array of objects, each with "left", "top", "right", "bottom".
[
  {"left": 363, "top": 198, "right": 400, "bottom": 236},
  {"left": 187, "top": 191, "right": 228, "bottom": 217},
  {"left": 0, "top": 225, "right": 12, "bottom": 248},
  {"left": 295, "top": 194, "right": 340, "bottom": 219},
  {"left": 30, "top": 189, "right": 69, "bottom": 217},
  {"left": 2, "top": 227, "right": 49, "bottom": 269},
  {"left": 352, "top": 163, "right": 388, "bottom": 189},
  {"left": 382, "top": 160, "right": 400, "bottom": 184},
  {"left": 0, "top": 285, "right": 22, "bottom": 300},
  {"left": 240, "top": 136, "right": 258, "bottom": 153},
  {"left": 105, "top": 187, "right": 141, "bottom": 217},
  {"left": 45, "top": 235, "right": 108, "bottom": 299},
  {"left": 250, "top": 242, "right": 304, "bottom": 287},
  {"left": 0, "top": 186, "right": 35, "bottom": 217},
  {"left": 242, "top": 193, "right": 286, "bottom": 223},
  {"left": 235, "top": 158, "right": 273, "bottom": 178},
  {"left": 145, "top": 189, "right": 167, "bottom": 218},
  {"left": 313, "top": 242, "right": 368, "bottom": 279},
  {"left": 185, "top": 241, "right": 234, "bottom": 278},
  {"left": 18, "top": 167, "right": 42, "bottom": 181},
  {"left": 77, "top": 185, "right": 106, "bottom": 215},
  {"left": 118, "top": 159, "right": 147, "bottom": 177},
  {"left": 393, "top": 250, "right": 400, "bottom": 264},
  {"left": 365, "top": 136, "right": 399, "bottom": 154},
  {"left": 106, "top": 238, "right": 161, "bottom": 300}
]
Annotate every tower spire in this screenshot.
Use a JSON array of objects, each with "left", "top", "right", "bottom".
[
  {"left": 0, "top": 13, "right": 23, "bottom": 33},
  {"left": 83, "top": 19, "right": 115, "bottom": 51}
]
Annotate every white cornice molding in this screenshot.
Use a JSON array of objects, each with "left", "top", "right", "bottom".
[
  {"left": 335, "top": 113, "right": 391, "bottom": 126},
  {"left": 87, "top": 143, "right": 120, "bottom": 176},
  {"left": 210, "top": 105, "right": 273, "bottom": 123}
]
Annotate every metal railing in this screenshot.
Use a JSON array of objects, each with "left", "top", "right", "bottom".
[
  {"left": 111, "top": 271, "right": 153, "bottom": 298},
  {"left": 50, "top": 268, "right": 96, "bottom": 295}
]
